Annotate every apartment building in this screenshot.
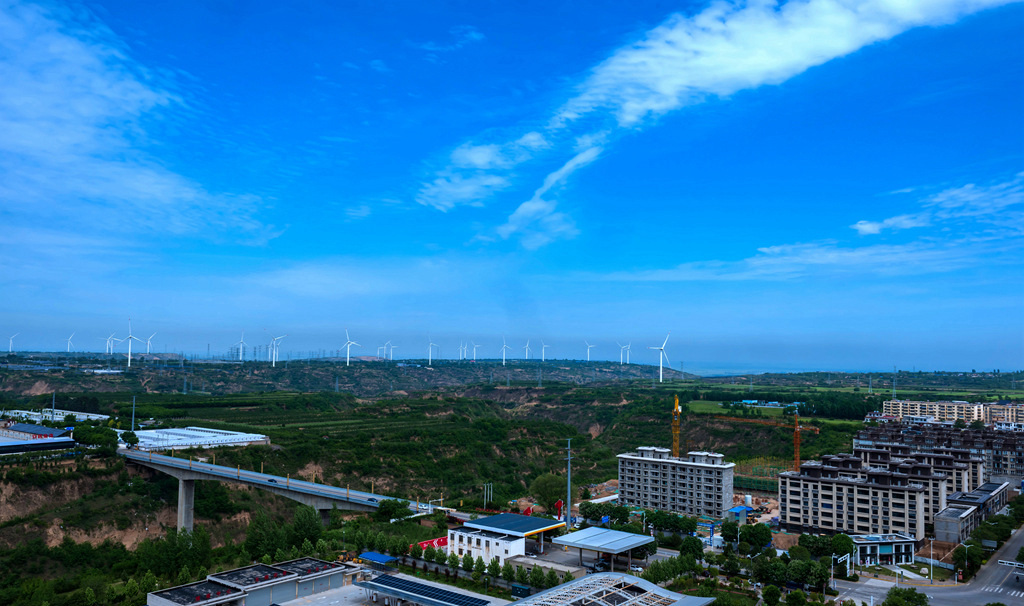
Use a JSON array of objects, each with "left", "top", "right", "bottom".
[
  {"left": 882, "top": 400, "right": 984, "bottom": 422},
  {"left": 617, "top": 447, "right": 734, "bottom": 518},
  {"left": 855, "top": 424, "right": 1024, "bottom": 485},
  {"left": 854, "top": 449, "right": 948, "bottom": 526},
  {"left": 778, "top": 454, "right": 927, "bottom": 541},
  {"left": 882, "top": 400, "right": 1024, "bottom": 424}
]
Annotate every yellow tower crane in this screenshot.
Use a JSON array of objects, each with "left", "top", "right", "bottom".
[{"left": 672, "top": 394, "right": 681, "bottom": 457}]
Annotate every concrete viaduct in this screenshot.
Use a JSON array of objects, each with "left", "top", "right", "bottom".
[{"left": 120, "top": 449, "right": 395, "bottom": 531}]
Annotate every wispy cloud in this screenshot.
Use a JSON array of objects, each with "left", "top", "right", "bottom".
[
  {"left": 419, "top": 25, "right": 485, "bottom": 53},
  {"left": 605, "top": 173, "right": 1024, "bottom": 282},
  {"left": 0, "top": 1, "right": 275, "bottom": 244},
  {"left": 369, "top": 59, "right": 390, "bottom": 73},
  {"left": 414, "top": 0, "right": 1013, "bottom": 248},
  {"left": 853, "top": 173, "right": 1024, "bottom": 235}
]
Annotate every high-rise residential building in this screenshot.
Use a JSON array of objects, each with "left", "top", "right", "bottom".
[
  {"left": 778, "top": 454, "right": 927, "bottom": 541},
  {"left": 855, "top": 423, "right": 1024, "bottom": 485},
  {"left": 617, "top": 447, "right": 734, "bottom": 518},
  {"left": 881, "top": 400, "right": 1024, "bottom": 424}
]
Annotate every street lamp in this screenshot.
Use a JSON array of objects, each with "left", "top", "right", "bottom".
[
  {"left": 954, "top": 543, "right": 976, "bottom": 585},
  {"left": 832, "top": 553, "right": 850, "bottom": 590}
]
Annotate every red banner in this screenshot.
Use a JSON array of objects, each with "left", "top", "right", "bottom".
[{"left": 415, "top": 536, "right": 448, "bottom": 550}]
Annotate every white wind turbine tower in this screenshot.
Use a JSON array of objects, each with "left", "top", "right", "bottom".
[
  {"left": 523, "top": 339, "right": 531, "bottom": 360},
  {"left": 342, "top": 329, "right": 360, "bottom": 366},
  {"left": 121, "top": 319, "right": 144, "bottom": 368},
  {"left": 8, "top": 333, "right": 18, "bottom": 353},
  {"left": 625, "top": 342, "right": 632, "bottom": 364},
  {"left": 102, "top": 333, "right": 117, "bottom": 355},
  {"left": 471, "top": 342, "right": 480, "bottom": 362},
  {"left": 235, "top": 331, "right": 246, "bottom": 361},
  {"left": 541, "top": 341, "right": 550, "bottom": 362},
  {"left": 146, "top": 333, "right": 157, "bottom": 355},
  {"left": 500, "top": 337, "right": 511, "bottom": 366},
  {"left": 389, "top": 343, "right": 398, "bottom": 361},
  {"left": 65, "top": 333, "right": 75, "bottom": 353},
  {"left": 648, "top": 333, "right": 671, "bottom": 383},
  {"left": 270, "top": 335, "right": 287, "bottom": 367},
  {"left": 616, "top": 342, "right": 625, "bottom": 365},
  {"left": 428, "top": 339, "right": 439, "bottom": 366},
  {"left": 585, "top": 340, "right": 594, "bottom": 362}
]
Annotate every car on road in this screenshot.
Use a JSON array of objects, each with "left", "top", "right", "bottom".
[
  {"left": 268, "top": 479, "right": 278, "bottom": 484},
  {"left": 367, "top": 498, "right": 377, "bottom": 503},
  {"left": 630, "top": 565, "right": 644, "bottom": 572}
]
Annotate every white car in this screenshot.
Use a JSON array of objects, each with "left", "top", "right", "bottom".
[{"left": 630, "top": 565, "right": 644, "bottom": 572}]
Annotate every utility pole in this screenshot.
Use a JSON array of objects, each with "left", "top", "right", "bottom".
[{"left": 565, "top": 439, "right": 572, "bottom": 529}]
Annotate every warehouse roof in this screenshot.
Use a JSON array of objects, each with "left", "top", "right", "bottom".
[
  {"left": 6, "top": 423, "right": 68, "bottom": 437},
  {"left": 356, "top": 574, "right": 491, "bottom": 606},
  {"left": 552, "top": 527, "right": 655, "bottom": 554},
  {"left": 513, "top": 572, "right": 713, "bottom": 606},
  {"left": 464, "top": 513, "right": 565, "bottom": 537}
]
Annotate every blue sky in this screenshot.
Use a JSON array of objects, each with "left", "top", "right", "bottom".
[{"left": 1, "top": 0, "right": 1022, "bottom": 373}]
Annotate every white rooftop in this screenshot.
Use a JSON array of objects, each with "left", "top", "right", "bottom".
[
  {"left": 125, "top": 426, "right": 268, "bottom": 451},
  {"left": 552, "top": 527, "right": 655, "bottom": 554}
]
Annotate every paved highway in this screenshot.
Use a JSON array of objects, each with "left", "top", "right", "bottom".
[{"left": 120, "top": 448, "right": 429, "bottom": 512}]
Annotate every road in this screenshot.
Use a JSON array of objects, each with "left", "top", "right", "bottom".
[
  {"left": 120, "top": 448, "right": 431, "bottom": 512},
  {"left": 836, "top": 526, "right": 1024, "bottom": 606}
]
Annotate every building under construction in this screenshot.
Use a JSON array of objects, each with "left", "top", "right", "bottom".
[{"left": 617, "top": 396, "right": 735, "bottom": 518}]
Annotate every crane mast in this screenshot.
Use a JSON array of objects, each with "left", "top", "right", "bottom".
[{"left": 672, "top": 394, "right": 681, "bottom": 457}]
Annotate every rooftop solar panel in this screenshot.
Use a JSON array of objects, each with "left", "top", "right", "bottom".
[{"left": 369, "top": 574, "right": 490, "bottom": 606}]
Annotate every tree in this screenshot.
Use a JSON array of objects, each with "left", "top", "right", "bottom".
[
  {"left": 375, "top": 499, "right": 413, "bottom": 523},
  {"left": 462, "top": 553, "right": 475, "bottom": 573},
  {"left": 410, "top": 543, "right": 423, "bottom": 560},
  {"left": 301, "top": 538, "right": 314, "bottom": 557},
  {"left": 1017, "top": 545, "right": 1024, "bottom": 565},
  {"left": 787, "top": 559, "right": 811, "bottom": 586},
  {"left": 680, "top": 536, "right": 704, "bottom": 561},
  {"left": 434, "top": 548, "right": 449, "bottom": 565},
  {"left": 721, "top": 520, "right": 739, "bottom": 544},
  {"left": 785, "top": 589, "right": 807, "bottom": 606},
  {"left": 447, "top": 552, "right": 460, "bottom": 570},
  {"left": 788, "top": 545, "right": 812, "bottom": 561},
  {"left": 244, "top": 511, "right": 285, "bottom": 560},
  {"left": 122, "top": 431, "right": 139, "bottom": 448},
  {"left": 722, "top": 556, "right": 740, "bottom": 576},
  {"left": 290, "top": 505, "right": 323, "bottom": 547},
  {"left": 473, "top": 556, "right": 486, "bottom": 582},
  {"left": 515, "top": 565, "right": 528, "bottom": 584},
  {"left": 487, "top": 557, "right": 501, "bottom": 579},
  {"left": 762, "top": 584, "right": 781, "bottom": 606},
  {"left": 954, "top": 419, "right": 967, "bottom": 429},
  {"left": 953, "top": 544, "right": 982, "bottom": 574},
  {"left": 530, "top": 473, "right": 565, "bottom": 513},
  {"left": 739, "top": 523, "right": 772, "bottom": 553},
  {"left": 83, "top": 587, "right": 96, "bottom": 606},
  {"left": 881, "top": 586, "right": 929, "bottom": 606},
  {"left": 969, "top": 420, "right": 986, "bottom": 430},
  {"left": 501, "top": 561, "right": 515, "bottom": 583},
  {"left": 529, "top": 565, "right": 545, "bottom": 588},
  {"left": 177, "top": 565, "right": 191, "bottom": 585},
  {"left": 123, "top": 578, "right": 143, "bottom": 606},
  {"left": 831, "top": 533, "right": 854, "bottom": 558}
]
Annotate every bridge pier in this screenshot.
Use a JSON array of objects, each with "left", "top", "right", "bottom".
[
  {"left": 321, "top": 509, "right": 332, "bottom": 527},
  {"left": 178, "top": 479, "right": 195, "bottom": 532}
]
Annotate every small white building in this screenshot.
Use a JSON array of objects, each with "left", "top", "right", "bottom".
[
  {"left": 850, "top": 533, "right": 916, "bottom": 566},
  {"left": 448, "top": 513, "right": 565, "bottom": 566}
]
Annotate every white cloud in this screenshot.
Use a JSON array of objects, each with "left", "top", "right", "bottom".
[
  {"left": 414, "top": 0, "right": 1011, "bottom": 249},
  {"left": 554, "top": 0, "right": 1012, "bottom": 127},
  {"left": 496, "top": 146, "right": 601, "bottom": 248},
  {"left": 853, "top": 173, "right": 1024, "bottom": 235},
  {"left": 420, "top": 25, "right": 485, "bottom": 52},
  {"left": 370, "top": 59, "right": 390, "bottom": 72},
  {"left": 415, "top": 173, "right": 510, "bottom": 211},
  {"left": 851, "top": 213, "right": 930, "bottom": 235},
  {"left": 0, "top": 1, "right": 274, "bottom": 243}
]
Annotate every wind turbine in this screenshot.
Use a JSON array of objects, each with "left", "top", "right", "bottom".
[
  {"left": 234, "top": 331, "right": 246, "bottom": 361},
  {"left": 523, "top": 339, "right": 531, "bottom": 360},
  {"left": 65, "top": 333, "right": 75, "bottom": 353},
  {"left": 270, "top": 335, "right": 287, "bottom": 367},
  {"left": 471, "top": 342, "right": 480, "bottom": 361},
  {"left": 146, "top": 333, "right": 157, "bottom": 355},
  {"left": 120, "top": 319, "right": 144, "bottom": 368},
  {"left": 585, "top": 340, "right": 594, "bottom": 362},
  {"left": 377, "top": 345, "right": 385, "bottom": 360},
  {"left": 389, "top": 343, "right": 398, "bottom": 361},
  {"left": 428, "top": 339, "right": 439, "bottom": 366},
  {"left": 541, "top": 341, "right": 550, "bottom": 362},
  {"left": 8, "top": 333, "right": 18, "bottom": 353},
  {"left": 616, "top": 342, "right": 625, "bottom": 365},
  {"left": 500, "top": 337, "right": 511, "bottom": 366},
  {"left": 103, "top": 333, "right": 117, "bottom": 354},
  {"left": 342, "top": 329, "right": 360, "bottom": 366},
  {"left": 648, "top": 333, "right": 671, "bottom": 383},
  {"left": 626, "top": 342, "right": 631, "bottom": 364}
]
